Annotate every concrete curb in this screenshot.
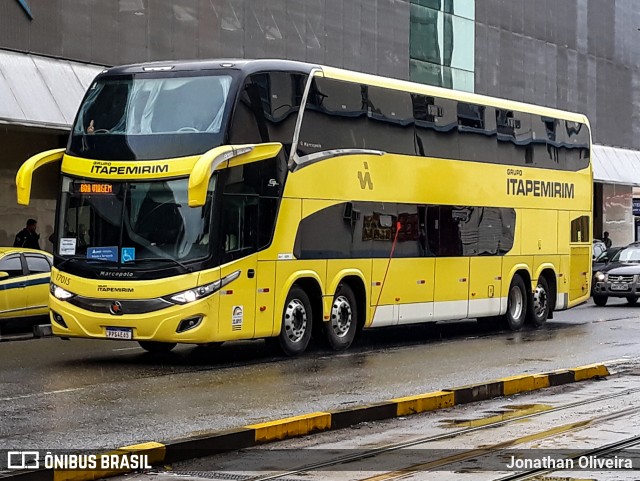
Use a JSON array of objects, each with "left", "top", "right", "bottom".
[{"left": 4, "top": 363, "right": 609, "bottom": 481}]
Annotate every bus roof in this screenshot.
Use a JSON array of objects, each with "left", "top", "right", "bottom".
[{"left": 101, "top": 59, "right": 589, "bottom": 125}]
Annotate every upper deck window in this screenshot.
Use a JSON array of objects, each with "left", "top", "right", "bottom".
[{"left": 68, "top": 73, "right": 234, "bottom": 161}]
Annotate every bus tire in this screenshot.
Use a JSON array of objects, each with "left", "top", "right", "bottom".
[
  {"left": 503, "top": 275, "right": 527, "bottom": 331},
  {"left": 138, "top": 341, "right": 176, "bottom": 353},
  {"left": 278, "top": 286, "right": 313, "bottom": 357},
  {"left": 593, "top": 295, "right": 608, "bottom": 307},
  {"left": 324, "top": 284, "right": 358, "bottom": 351},
  {"left": 528, "top": 276, "right": 550, "bottom": 327}
]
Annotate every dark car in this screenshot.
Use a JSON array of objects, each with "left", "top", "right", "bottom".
[
  {"left": 593, "top": 246, "right": 624, "bottom": 273},
  {"left": 592, "top": 243, "right": 640, "bottom": 306}
]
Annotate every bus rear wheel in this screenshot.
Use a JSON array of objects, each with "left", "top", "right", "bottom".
[
  {"left": 503, "top": 275, "right": 527, "bottom": 331},
  {"left": 324, "top": 284, "right": 357, "bottom": 351},
  {"left": 278, "top": 286, "right": 313, "bottom": 357},
  {"left": 528, "top": 276, "right": 550, "bottom": 327},
  {"left": 138, "top": 341, "right": 176, "bottom": 353}
]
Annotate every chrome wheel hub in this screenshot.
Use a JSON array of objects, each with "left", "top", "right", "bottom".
[
  {"left": 331, "top": 295, "right": 352, "bottom": 337},
  {"left": 284, "top": 299, "right": 307, "bottom": 343},
  {"left": 509, "top": 285, "right": 524, "bottom": 320},
  {"left": 533, "top": 283, "right": 548, "bottom": 318}
]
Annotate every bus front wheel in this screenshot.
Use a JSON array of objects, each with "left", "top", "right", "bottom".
[
  {"left": 138, "top": 341, "right": 176, "bottom": 353},
  {"left": 278, "top": 286, "right": 313, "bottom": 357},
  {"left": 503, "top": 275, "right": 527, "bottom": 331},
  {"left": 324, "top": 284, "right": 357, "bottom": 351}
]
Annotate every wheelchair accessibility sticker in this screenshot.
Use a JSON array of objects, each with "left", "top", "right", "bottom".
[{"left": 121, "top": 248, "right": 135, "bottom": 263}]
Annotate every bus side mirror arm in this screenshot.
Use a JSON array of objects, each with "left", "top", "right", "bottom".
[
  {"left": 188, "top": 142, "right": 283, "bottom": 207},
  {"left": 16, "top": 148, "right": 65, "bottom": 206}
]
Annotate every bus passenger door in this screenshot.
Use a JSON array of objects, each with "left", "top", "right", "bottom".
[
  {"left": 569, "top": 214, "right": 591, "bottom": 306},
  {"left": 217, "top": 194, "right": 258, "bottom": 340},
  {"left": 468, "top": 207, "right": 508, "bottom": 318},
  {"left": 431, "top": 206, "right": 471, "bottom": 321}
]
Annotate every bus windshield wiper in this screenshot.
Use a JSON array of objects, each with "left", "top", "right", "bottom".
[
  {"left": 56, "top": 255, "right": 118, "bottom": 269},
  {"left": 124, "top": 257, "right": 192, "bottom": 273}
]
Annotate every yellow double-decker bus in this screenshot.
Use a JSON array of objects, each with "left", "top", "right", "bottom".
[{"left": 16, "top": 59, "right": 592, "bottom": 355}]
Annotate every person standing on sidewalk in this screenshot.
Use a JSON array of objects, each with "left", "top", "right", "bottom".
[{"left": 13, "top": 218, "right": 41, "bottom": 250}]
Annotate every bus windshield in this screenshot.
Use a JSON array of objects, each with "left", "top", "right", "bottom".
[
  {"left": 68, "top": 73, "right": 233, "bottom": 160},
  {"left": 56, "top": 176, "right": 215, "bottom": 266}
]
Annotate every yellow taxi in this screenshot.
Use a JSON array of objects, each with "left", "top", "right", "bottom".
[{"left": 0, "top": 247, "right": 52, "bottom": 320}]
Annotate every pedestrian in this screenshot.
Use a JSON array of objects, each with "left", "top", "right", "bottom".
[
  {"left": 13, "top": 218, "right": 41, "bottom": 250},
  {"left": 603, "top": 231, "right": 612, "bottom": 249}
]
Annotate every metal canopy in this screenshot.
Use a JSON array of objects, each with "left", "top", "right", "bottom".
[
  {"left": 593, "top": 144, "right": 640, "bottom": 187},
  {"left": 0, "top": 49, "right": 103, "bottom": 131}
]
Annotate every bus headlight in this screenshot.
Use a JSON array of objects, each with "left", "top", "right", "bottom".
[
  {"left": 595, "top": 272, "right": 606, "bottom": 282},
  {"left": 50, "top": 283, "right": 75, "bottom": 300},
  {"left": 165, "top": 280, "right": 221, "bottom": 305}
]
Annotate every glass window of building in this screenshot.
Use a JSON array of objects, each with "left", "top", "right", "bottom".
[{"left": 409, "top": 0, "right": 475, "bottom": 93}]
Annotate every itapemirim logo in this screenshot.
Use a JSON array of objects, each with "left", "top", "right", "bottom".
[{"left": 16, "top": 0, "right": 34, "bottom": 20}]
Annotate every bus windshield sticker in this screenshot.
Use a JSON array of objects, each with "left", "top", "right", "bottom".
[
  {"left": 87, "top": 247, "right": 118, "bottom": 262},
  {"left": 59, "top": 238, "right": 77, "bottom": 256},
  {"left": 121, "top": 248, "right": 135, "bottom": 263},
  {"left": 232, "top": 306, "right": 243, "bottom": 331}
]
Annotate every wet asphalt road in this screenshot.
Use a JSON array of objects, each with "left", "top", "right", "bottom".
[{"left": 1, "top": 298, "right": 640, "bottom": 451}]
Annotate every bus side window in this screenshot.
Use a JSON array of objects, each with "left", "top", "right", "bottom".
[
  {"left": 531, "top": 115, "right": 563, "bottom": 169},
  {"left": 229, "top": 72, "right": 306, "bottom": 155},
  {"left": 299, "top": 77, "right": 367, "bottom": 156},
  {"left": 366, "top": 86, "right": 415, "bottom": 155},
  {"left": 457, "top": 103, "right": 497, "bottom": 164},
  {"left": 565, "top": 121, "right": 590, "bottom": 171},
  {"left": 413, "top": 96, "right": 459, "bottom": 160},
  {"left": 496, "top": 109, "right": 531, "bottom": 166},
  {"left": 222, "top": 195, "right": 258, "bottom": 258}
]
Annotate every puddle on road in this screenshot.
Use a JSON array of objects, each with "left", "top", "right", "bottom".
[{"left": 440, "top": 404, "right": 554, "bottom": 428}]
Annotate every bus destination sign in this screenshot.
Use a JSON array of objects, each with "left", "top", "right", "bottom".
[{"left": 74, "top": 183, "right": 114, "bottom": 194}]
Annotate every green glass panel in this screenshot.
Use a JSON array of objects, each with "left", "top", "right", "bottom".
[
  {"left": 411, "top": 0, "right": 442, "bottom": 9},
  {"left": 447, "top": 14, "right": 475, "bottom": 71},
  {"left": 409, "top": 59, "right": 445, "bottom": 88},
  {"left": 410, "top": 4, "right": 441, "bottom": 64}
]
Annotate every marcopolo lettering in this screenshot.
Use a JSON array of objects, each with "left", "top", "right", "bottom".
[
  {"left": 506, "top": 178, "right": 574, "bottom": 199},
  {"left": 90, "top": 164, "right": 169, "bottom": 175},
  {"left": 99, "top": 271, "right": 134, "bottom": 278}
]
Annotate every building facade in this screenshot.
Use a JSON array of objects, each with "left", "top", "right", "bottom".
[{"left": 1, "top": 0, "right": 639, "bottom": 249}]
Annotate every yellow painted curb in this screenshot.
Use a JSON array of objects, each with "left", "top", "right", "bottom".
[
  {"left": 393, "top": 391, "right": 455, "bottom": 416},
  {"left": 571, "top": 363, "right": 610, "bottom": 381},
  {"left": 247, "top": 412, "right": 332, "bottom": 443},
  {"left": 533, "top": 373, "right": 551, "bottom": 389},
  {"left": 53, "top": 442, "right": 166, "bottom": 481},
  {"left": 501, "top": 374, "right": 536, "bottom": 396}
]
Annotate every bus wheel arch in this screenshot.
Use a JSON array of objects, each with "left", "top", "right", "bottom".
[
  {"left": 503, "top": 270, "right": 531, "bottom": 331},
  {"left": 530, "top": 268, "right": 557, "bottom": 325},
  {"left": 327, "top": 273, "right": 367, "bottom": 331},
  {"left": 277, "top": 277, "right": 322, "bottom": 357},
  {"left": 324, "top": 276, "right": 366, "bottom": 350}
]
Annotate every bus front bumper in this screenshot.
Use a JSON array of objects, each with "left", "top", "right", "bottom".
[{"left": 49, "top": 294, "right": 218, "bottom": 343}]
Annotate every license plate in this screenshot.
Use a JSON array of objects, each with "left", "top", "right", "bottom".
[
  {"left": 611, "top": 283, "right": 629, "bottom": 291},
  {"left": 106, "top": 327, "right": 133, "bottom": 340}
]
